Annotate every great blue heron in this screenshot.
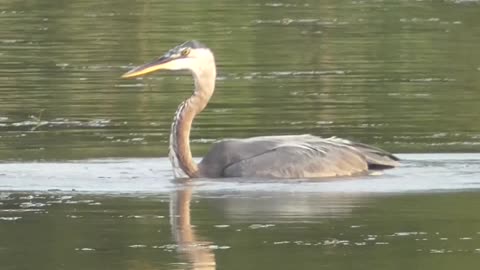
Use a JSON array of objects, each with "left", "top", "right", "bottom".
[{"left": 122, "top": 40, "right": 399, "bottom": 179}]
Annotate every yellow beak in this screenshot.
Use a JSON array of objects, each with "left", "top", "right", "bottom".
[{"left": 121, "top": 56, "right": 176, "bottom": 79}]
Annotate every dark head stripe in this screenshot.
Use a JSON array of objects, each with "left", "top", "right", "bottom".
[{"left": 181, "top": 40, "right": 207, "bottom": 49}]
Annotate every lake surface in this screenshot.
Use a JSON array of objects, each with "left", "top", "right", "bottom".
[
  {"left": 1, "top": 155, "right": 480, "bottom": 270},
  {"left": 1, "top": 0, "right": 480, "bottom": 269}
]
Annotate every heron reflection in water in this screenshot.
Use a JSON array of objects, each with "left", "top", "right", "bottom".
[
  {"left": 170, "top": 186, "right": 216, "bottom": 270},
  {"left": 122, "top": 41, "right": 399, "bottom": 179}
]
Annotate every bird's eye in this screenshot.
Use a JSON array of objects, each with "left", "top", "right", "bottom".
[{"left": 181, "top": 48, "right": 190, "bottom": 56}]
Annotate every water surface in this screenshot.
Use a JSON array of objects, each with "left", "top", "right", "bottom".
[
  {"left": 1, "top": 0, "right": 480, "bottom": 160},
  {"left": 1, "top": 0, "right": 480, "bottom": 269},
  {"left": 1, "top": 154, "right": 480, "bottom": 193},
  {"left": 1, "top": 173, "right": 480, "bottom": 270},
  {"left": 1, "top": 154, "right": 480, "bottom": 269}
]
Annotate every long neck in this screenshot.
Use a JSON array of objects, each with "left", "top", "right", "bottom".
[{"left": 170, "top": 64, "right": 216, "bottom": 178}]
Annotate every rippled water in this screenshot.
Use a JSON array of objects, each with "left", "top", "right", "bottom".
[
  {"left": 1, "top": 0, "right": 480, "bottom": 160},
  {"left": 1, "top": 0, "right": 480, "bottom": 269},
  {"left": 1, "top": 182, "right": 480, "bottom": 270},
  {"left": 1, "top": 154, "right": 480, "bottom": 193}
]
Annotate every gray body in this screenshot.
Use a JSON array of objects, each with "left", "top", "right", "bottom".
[{"left": 198, "top": 134, "right": 398, "bottom": 178}]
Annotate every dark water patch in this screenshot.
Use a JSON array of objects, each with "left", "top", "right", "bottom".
[{"left": 1, "top": 188, "right": 480, "bottom": 270}]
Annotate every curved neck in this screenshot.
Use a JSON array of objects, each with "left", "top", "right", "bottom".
[{"left": 170, "top": 64, "right": 216, "bottom": 178}]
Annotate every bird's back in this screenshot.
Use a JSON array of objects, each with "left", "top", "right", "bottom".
[{"left": 198, "top": 134, "right": 399, "bottom": 178}]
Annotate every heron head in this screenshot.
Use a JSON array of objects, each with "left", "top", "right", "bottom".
[{"left": 121, "top": 40, "right": 214, "bottom": 79}]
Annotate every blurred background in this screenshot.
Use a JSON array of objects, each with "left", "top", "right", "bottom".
[{"left": 1, "top": 0, "right": 479, "bottom": 160}]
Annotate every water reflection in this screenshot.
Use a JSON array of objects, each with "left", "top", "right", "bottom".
[
  {"left": 167, "top": 179, "right": 377, "bottom": 270},
  {"left": 220, "top": 192, "right": 369, "bottom": 223},
  {"left": 167, "top": 183, "right": 368, "bottom": 270},
  {"left": 170, "top": 184, "right": 216, "bottom": 270},
  {"left": 1, "top": 186, "right": 480, "bottom": 269}
]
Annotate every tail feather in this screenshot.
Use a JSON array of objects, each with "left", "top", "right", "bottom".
[
  {"left": 322, "top": 136, "right": 400, "bottom": 171},
  {"left": 349, "top": 141, "right": 399, "bottom": 170}
]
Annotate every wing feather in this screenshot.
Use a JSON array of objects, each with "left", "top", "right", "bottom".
[
  {"left": 198, "top": 134, "right": 399, "bottom": 178},
  {"left": 222, "top": 143, "right": 368, "bottom": 178}
]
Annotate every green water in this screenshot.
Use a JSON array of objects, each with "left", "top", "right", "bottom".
[
  {"left": 1, "top": 0, "right": 480, "bottom": 161},
  {"left": 1, "top": 0, "right": 480, "bottom": 269},
  {"left": 1, "top": 191, "right": 480, "bottom": 270}
]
